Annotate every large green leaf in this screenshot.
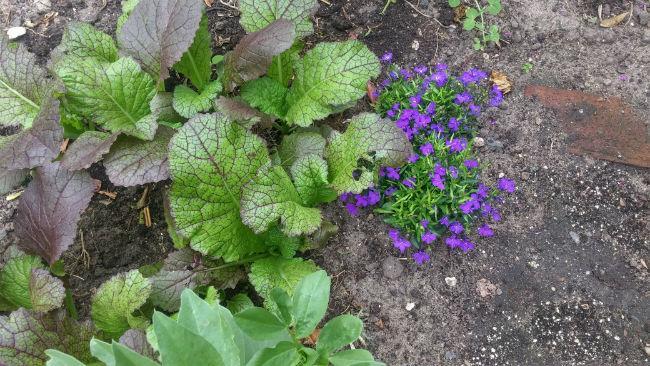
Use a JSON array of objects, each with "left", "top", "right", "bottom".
[
  {"left": 153, "top": 311, "right": 225, "bottom": 366},
  {"left": 168, "top": 113, "right": 270, "bottom": 261},
  {"left": 56, "top": 57, "right": 157, "bottom": 140},
  {"left": 240, "top": 77, "right": 288, "bottom": 118},
  {"left": 329, "top": 349, "right": 385, "bottom": 366},
  {"left": 246, "top": 341, "right": 301, "bottom": 366},
  {"left": 316, "top": 315, "right": 363, "bottom": 354},
  {"left": 45, "top": 350, "right": 87, "bottom": 366},
  {"left": 233, "top": 308, "right": 288, "bottom": 341},
  {"left": 241, "top": 164, "right": 322, "bottom": 237},
  {"left": 173, "top": 14, "right": 212, "bottom": 91},
  {"left": 172, "top": 80, "right": 222, "bottom": 118},
  {"left": 0, "top": 255, "right": 43, "bottom": 310},
  {"left": 325, "top": 113, "right": 411, "bottom": 194},
  {"left": 52, "top": 22, "right": 118, "bottom": 65},
  {"left": 268, "top": 42, "right": 303, "bottom": 87},
  {"left": 277, "top": 132, "right": 326, "bottom": 171},
  {"left": 239, "top": 0, "right": 318, "bottom": 38},
  {"left": 284, "top": 41, "right": 380, "bottom": 126},
  {"left": 291, "top": 270, "right": 330, "bottom": 338},
  {"left": 290, "top": 155, "right": 336, "bottom": 206},
  {"left": 91, "top": 270, "right": 152, "bottom": 338},
  {"left": 0, "top": 35, "right": 50, "bottom": 128},
  {"left": 248, "top": 257, "right": 318, "bottom": 312}
]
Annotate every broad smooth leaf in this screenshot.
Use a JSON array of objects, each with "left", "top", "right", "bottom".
[
  {"left": 173, "top": 14, "right": 212, "bottom": 91},
  {"left": 316, "top": 315, "right": 363, "bottom": 354},
  {"left": 239, "top": 0, "right": 318, "bottom": 38},
  {"left": 168, "top": 113, "right": 269, "bottom": 261},
  {"left": 153, "top": 311, "right": 225, "bottom": 366},
  {"left": 222, "top": 20, "right": 296, "bottom": 91},
  {"left": 240, "top": 164, "right": 322, "bottom": 237},
  {"left": 0, "top": 97, "right": 62, "bottom": 170},
  {"left": 246, "top": 341, "right": 301, "bottom": 366},
  {"left": 284, "top": 41, "right": 380, "bottom": 126},
  {"left": 269, "top": 288, "right": 292, "bottom": 326},
  {"left": 45, "top": 350, "right": 87, "bottom": 366},
  {"left": 291, "top": 270, "right": 330, "bottom": 338},
  {"left": 14, "top": 161, "right": 95, "bottom": 265},
  {"left": 177, "top": 290, "right": 242, "bottom": 366},
  {"left": 329, "top": 349, "right": 385, "bottom": 366},
  {"left": 103, "top": 126, "right": 174, "bottom": 187},
  {"left": 112, "top": 341, "right": 160, "bottom": 366},
  {"left": 0, "top": 309, "right": 95, "bottom": 366},
  {"left": 0, "top": 35, "right": 50, "bottom": 128},
  {"left": 248, "top": 257, "right": 318, "bottom": 313},
  {"left": 325, "top": 113, "right": 411, "bottom": 194},
  {"left": 91, "top": 270, "right": 152, "bottom": 338},
  {"left": 118, "top": 0, "right": 204, "bottom": 82},
  {"left": 226, "top": 293, "right": 255, "bottom": 314},
  {"left": 61, "top": 131, "right": 119, "bottom": 171},
  {"left": 233, "top": 308, "right": 287, "bottom": 341}
]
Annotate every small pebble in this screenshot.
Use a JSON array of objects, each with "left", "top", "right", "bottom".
[
  {"left": 445, "top": 277, "right": 457, "bottom": 287},
  {"left": 569, "top": 231, "right": 580, "bottom": 244},
  {"left": 473, "top": 136, "right": 485, "bottom": 147},
  {"left": 411, "top": 40, "right": 420, "bottom": 51},
  {"left": 528, "top": 260, "right": 540, "bottom": 269},
  {"left": 521, "top": 172, "right": 531, "bottom": 181},
  {"left": 6, "top": 27, "right": 26, "bottom": 40},
  {"left": 405, "top": 302, "right": 416, "bottom": 311}
]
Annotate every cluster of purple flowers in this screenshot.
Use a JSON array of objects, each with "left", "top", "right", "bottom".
[{"left": 339, "top": 189, "right": 381, "bottom": 217}]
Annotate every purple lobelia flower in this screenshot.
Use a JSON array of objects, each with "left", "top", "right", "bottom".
[
  {"left": 448, "top": 117, "right": 460, "bottom": 132},
  {"left": 339, "top": 192, "right": 350, "bottom": 202},
  {"left": 434, "top": 164, "right": 446, "bottom": 176},
  {"left": 426, "top": 102, "right": 436, "bottom": 115},
  {"left": 420, "top": 219, "right": 430, "bottom": 228},
  {"left": 393, "top": 237, "right": 411, "bottom": 253},
  {"left": 449, "top": 221, "right": 464, "bottom": 234},
  {"left": 381, "top": 52, "right": 393, "bottom": 63},
  {"left": 431, "top": 70, "right": 448, "bottom": 87},
  {"left": 446, "top": 138, "right": 467, "bottom": 153},
  {"left": 435, "top": 63, "right": 448, "bottom": 71},
  {"left": 419, "top": 142, "right": 434, "bottom": 156},
  {"left": 400, "top": 68, "right": 413, "bottom": 79},
  {"left": 414, "top": 65, "right": 428, "bottom": 75},
  {"left": 477, "top": 224, "right": 494, "bottom": 237},
  {"left": 459, "top": 68, "right": 487, "bottom": 85},
  {"left": 448, "top": 166, "right": 458, "bottom": 178},
  {"left": 389, "top": 71, "right": 398, "bottom": 79},
  {"left": 421, "top": 231, "right": 437, "bottom": 244},
  {"left": 439, "top": 216, "right": 450, "bottom": 226},
  {"left": 412, "top": 251, "right": 431, "bottom": 265},
  {"left": 415, "top": 114, "right": 431, "bottom": 129},
  {"left": 387, "top": 109, "right": 396, "bottom": 118},
  {"left": 445, "top": 236, "right": 462, "bottom": 249},
  {"left": 407, "top": 154, "right": 420, "bottom": 163},
  {"left": 489, "top": 84, "right": 504, "bottom": 107},
  {"left": 367, "top": 190, "right": 381, "bottom": 205},
  {"left": 389, "top": 228, "right": 400, "bottom": 241},
  {"left": 402, "top": 177, "right": 416, "bottom": 188},
  {"left": 454, "top": 91, "right": 473, "bottom": 104},
  {"left": 346, "top": 203, "right": 359, "bottom": 216},
  {"left": 385, "top": 167, "right": 400, "bottom": 180},
  {"left": 385, "top": 187, "right": 398, "bottom": 196},
  {"left": 409, "top": 95, "right": 421, "bottom": 108},
  {"left": 464, "top": 159, "right": 479, "bottom": 169},
  {"left": 491, "top": 210, "right": 502, "bottom": 222},
  {"left": 497, "top": 178, "right": 516, "bottom": 193},
  {"left": 459, "top": 198, "right": 480, "bottom": 214},
  {"left": 476, "top": 183, "right": 489, "bottom": 198},
  {"left": 458, "top": 239, "right": 475, "bottom": 252},
  {"left": 431, "top": 123, "right": 444, "bottom": 134},
  {"left": 468, "top": 103, "right": 481, "bottom": 116},
  {"left": 480, "top": 203, "right": 493, "bottom": 216},
  {"left": 430, "top": 173, "right": 445, "bottom": 190},
  {"left": 355, "top": 194, "right": 369, "bottom": 208}
]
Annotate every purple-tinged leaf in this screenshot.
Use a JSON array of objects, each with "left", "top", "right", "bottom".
[
  {"left": 149, "top": 269, "right": 196, "bottom": 312},
  {"left": 14, "top": 161, "right": 95, "bottom": 265},
  {"left": 214, "top": 96, "right": 273, "bottom": 129},
  {"left": 117, "top": 0, "right": 204, "bottom": 82},
  {"left": 223, "top": 20, "right": 296, "bottom": 91},
  {"left": 103, "top": 126, "right": 174, "bottom": 187},
  {"left": 0, "top": 168, "right": 27, "bottom": 195},
  {"left": 29, "top": 268, "right": 65, "bottom": 312},
  {"left": 61, "top": 131, "right": 119, "bottom": 171},
  {"left": 0, "top": 309, "right": 94, "bottom": 366},
  {"left": 0, "top": 97, "right": 62, "bottom": 170},
  {"left": 119, "top": 329, "right": 156, "bottom": 359}
]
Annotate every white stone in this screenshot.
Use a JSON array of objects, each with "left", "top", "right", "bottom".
[
  {"left": 405, "top": 302, "right": 416, "bottom": 311},
  {"left": 445, "top": 277, "right": 457, "bottom": 287},
  {"left": 6, "top": 27, "right": 26, "bottom": 40}
]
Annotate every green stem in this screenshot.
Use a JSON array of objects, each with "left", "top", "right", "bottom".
[
  {"left": 474, "top": 0, "right": 487, "bottom": 48},
  {"left": 64, "top": 288, "right": 79, "bottom": 320},
  {"left": 197, "top": 253, "right": 269, "bottom": 273}
]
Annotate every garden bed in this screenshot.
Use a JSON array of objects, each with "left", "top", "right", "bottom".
[{"left": 1, "top": 0, "right": 649, "bottom": 365}]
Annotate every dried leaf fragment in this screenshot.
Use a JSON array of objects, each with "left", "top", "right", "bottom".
[
  {"left": 490, "top": 70, "right": 512, "bottom": 94},
  {"left": 600, "top": 11, "right": 629, "bottom": 28}
]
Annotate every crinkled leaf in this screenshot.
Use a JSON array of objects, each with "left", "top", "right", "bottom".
[
  {"left": 149, "top": 269, "right": 196, "bottom": 312},
  {"left": 0, "top": 168, "right": 27, "bottom": 195},
  {"left": 29, "top": 269, "right": 65, "bottom": 312},
  {"left": 0, "top": 309, "right": 95, "bottom": 366},
  {"left": 51, "top": 22, "right": 117, "bottom": 65},
  {"left": 0, "top": 97, "right": 62, "bottom": 170},
  {"left": 61, "top": 131, "right": 119, "bottom": 171},
  {"left": 103, "top": 126, "right": 174, "bottom": 187},
  {"left": 290, "top": 155, "right": 336, "bottom": 206},
  {"left": 226, "top": 294, "right": 254, "bottom": 314},
  {"left": 214, "top": 97, "right": 272, "bottom": 130},
  {"left": 248, "top": 257, "right": 318, "bottom": 312},
  {"left": 241, "top": 164, "right": 322, "bottom": 236},
  {"left": 277, "top": 132, "right": 326, "bottom": 171},
  {"left": 15, "top": 162, "right": 95, "bottom": 265},
  {"left": 326, "top": 113, "right": 411, "bottom": 194},
  {"left": 119, "top": 329, "right": 157, "bottom": 359},
  {"left": 240, "top": 77, "right": 288, "bottom": 118},
  {"left": 239, "top": 0, "right": 318, "bottom": 38},
  {"left": 173, "top": 14, "right": 212, "bottom": 91},
  {"left": 168, "top": 113, "right": 270, "bottom": 261},
  {"left": 223, "top": 20, "right": 296, "bottom": 91},
  {"left": 285, "top": 41, "right": 380, "bottom": 126},
  {"left": 118, "top": 0, "right": 203, "bottom": 82},
  {"left": 117, "top": 0, "right": 141, "bottom": 32},
  {"left": 56, "top": 57, "right": 157, "bottom": 140},
  {"left": 150, "top": 92, "right": 184, "bottom": 127},
  {"left": 91, "top": 270, "right": 152, "bottom": 338},
  {"left": 0, "top": 35, "right": 50, "bottom": 128},
  {"left": 0, "top": 255, "right": 43, "bottom": 310},
  {"left": 172, "top": 80, "right": 222, "bottom": 118},
  {"left": 268, "top": 42, "right": 303, "bottom": 87},
  {"left": 261, "top": 226, "right": 302, "bottom": 259}
]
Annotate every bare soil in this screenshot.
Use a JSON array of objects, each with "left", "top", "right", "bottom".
[{"left": 1, "top": 0, "right": 648, "bottom": 365}]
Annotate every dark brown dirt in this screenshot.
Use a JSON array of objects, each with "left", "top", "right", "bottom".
[{"left": 1, "top": 0, "right": 649, "bottom": 365}]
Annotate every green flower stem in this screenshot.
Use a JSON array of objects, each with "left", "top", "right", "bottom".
[{"left": 198, "top": 253, "right": 270, "bottom": 273}]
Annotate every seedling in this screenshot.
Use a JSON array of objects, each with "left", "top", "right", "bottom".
[
  {"left": 522, "top": 62, "right": 534, "bottom": 73},
  {"left": 449, "top": 0, "right": 502, "bottom": 50}
]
